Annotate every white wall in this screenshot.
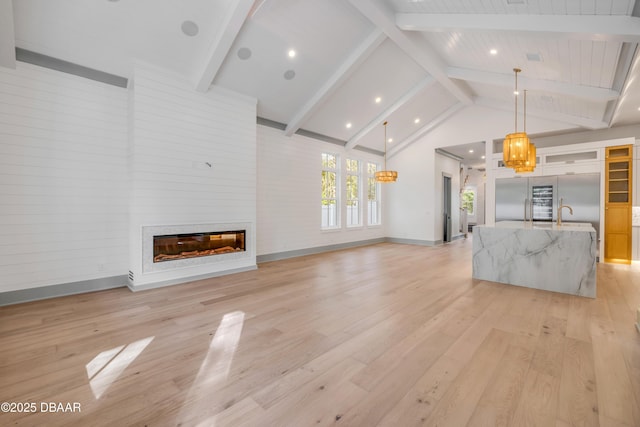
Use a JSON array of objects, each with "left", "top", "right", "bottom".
[
  {"left": 128, "top": 62, "right": 257, "bottom": 288},
  {"left": 384, "top": 146, "right": 463, "bottom": 244},
  {"left": 384, "top": 136, "right": 436, "bottom": 242},
  {"left": 256, "top": 125, "right": 385, "bottom": 256},
  {"left": 434, "top": 153, "right": 462, "bottom": 241},
  {"left": 0, "top": 62, "right": 129, "bottom": 293}
]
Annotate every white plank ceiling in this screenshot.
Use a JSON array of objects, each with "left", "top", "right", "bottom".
[{"left": 3, "top": 0, "right": 640, "bottom": 162}]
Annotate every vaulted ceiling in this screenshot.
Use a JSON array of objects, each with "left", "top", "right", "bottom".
[{"left": 3, "top": 0, "right": 640, "bottom": 158}]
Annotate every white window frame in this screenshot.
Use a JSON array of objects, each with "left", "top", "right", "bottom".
[
  {"left": 346, "top": 158, "right": 362, "bottom": 228},
  {"left": 367, "top": 161, "right": 381, "bottom": 226},
  {"left": 321, "top": 153, "right": 340, "bottom": 230}
]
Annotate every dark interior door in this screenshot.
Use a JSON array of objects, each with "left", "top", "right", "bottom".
[{"left": 443, "top": 175, "right": 451, "bottom": 242}]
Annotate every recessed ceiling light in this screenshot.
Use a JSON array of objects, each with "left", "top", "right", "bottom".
[
  {"left": 283, "top": 69, "right": 296, "bottom": 80},
  {"left": 375, "top": 97, "right": 382, "bottom": 104},
  {"left": 388, "top": 138, "right": 393, "bottom": 143},
  {"left": 181, "top": 20, "right": 199, "bottom": 37},
  {"left": 288, "top": 49, "right": 296, "bottom": 58},
  {"left": 346, "top": 122, "right": 352, "bottom": 129},
  {"left": 637, "top": 107, "right": 640, "bottom": 111},
  {"left": 469, "top": 149, "right": 474, "bottom": 153},
  {"left": 414, "top": 118, "right": 420, "bottom": 124},
  {"left": 490, "top": 49, "right": 498, "bottom": 55},
  {"left": 481, "top": 155, "right": 486, "bottom": 159}
]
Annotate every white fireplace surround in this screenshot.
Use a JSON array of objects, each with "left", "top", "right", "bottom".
[{"left": 142, "top": 222, "right": 253, "bottom": 274}]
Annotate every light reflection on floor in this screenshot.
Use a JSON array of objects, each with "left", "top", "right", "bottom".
[
  {"left": 179, "top": 311, "right": 245, "bottom": 426},
  {"left": 86, "top": 336, "right": 155, "bottom": 399}
]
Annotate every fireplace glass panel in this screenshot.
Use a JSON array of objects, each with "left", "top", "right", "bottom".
[{"left": 153, "top": 230, "right": 245, "bottom": 263}]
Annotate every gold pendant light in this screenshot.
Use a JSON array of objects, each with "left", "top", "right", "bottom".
[
  {"left": 375, "top": 121, "right": 398, "bottom": 183},
  {"left": 515, "top": 143, "right": 536, "bottom": 173},
  {"left": 503, "top": 68, "right": 533, "bottom": 171}
]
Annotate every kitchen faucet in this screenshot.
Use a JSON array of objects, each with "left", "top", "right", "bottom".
[{"left": 557, "top": 198, "right": 573, "bottom": 225}]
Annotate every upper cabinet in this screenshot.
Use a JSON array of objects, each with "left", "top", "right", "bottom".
[{"left": 491, "top": 143, "right": 602, "bottom": 178}]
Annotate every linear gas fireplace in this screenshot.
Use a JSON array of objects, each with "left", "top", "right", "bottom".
[
  {"left": 153, "top": 230, "right": 245, "bottom": 263},
  {"left": 142, "top": 223, "right": 252, "bottom": 274}
]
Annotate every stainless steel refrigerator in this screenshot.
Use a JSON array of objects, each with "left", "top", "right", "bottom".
[{"left": 495, "top": 173, "right": 600, "bottom": 237}]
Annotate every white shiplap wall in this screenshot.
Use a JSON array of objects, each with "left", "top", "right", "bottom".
[
  {"left": 0, "top": 62, "right": 129, "bottom": 293},
  {"left": 129, "top": 62, "right": 257, "bottom": 288},
  {"left": 256, "top": 125, "right": 384, "bottom": 256}
]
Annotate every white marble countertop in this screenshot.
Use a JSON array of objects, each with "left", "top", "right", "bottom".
[{"left": 478, "top": 221, "right": 596, "bottom": 233}]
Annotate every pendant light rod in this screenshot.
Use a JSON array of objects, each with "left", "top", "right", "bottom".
[
  {"left": 383, "top": 120, "right": 388, "bottom": 170},
  {"left": 513, "top": 68, "right": 521, "bottom": 133},
  {"left": 503, "top": 66, "right": 533, "bottom": 172},
  {"left": 374, "top": 120, "right": 398, "bottom": 182},
  {"left": 523, "top": 89, "right": 527, "bottom": 133}
]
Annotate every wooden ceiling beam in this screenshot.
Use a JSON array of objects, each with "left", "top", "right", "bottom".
[
  {"left": 397, "top": 13, "right": 640, "bottom": 42},
  {"left": 194, "top": 0, "right": 255, "bottom": 92},
  {"left": 284, "top": 29, "right": 386, "bottom": 137},
  {"left": 447, "top": 66, "right": 620, "bottom": 102},
  {"left": 387, "top": 103, "right": 465, "bottom": 159},
  {"left": 348, "top": 0, "right": 474, "bottom": 106},
  {"left": 345, "top": 76, "right": 435, "bottom": 150},
  {"left": 475, "top": 96, "right": 609, "bottom": 130}
]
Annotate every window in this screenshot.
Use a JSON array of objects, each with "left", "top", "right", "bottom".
[
  {"left": 321, "top": 153, "right": 339, "bottom": 229},
  {"left": 367, "top": 162, "right": 381, "bottom": 225},
  {"left": 461, "top": 187, "right": 476, "bottom": 216},
  {"left": 346, "top": 159, "right": 361, "bottom": 227},
  {"left": 322, "top": 155, "right": 382, "bottom": 229}
]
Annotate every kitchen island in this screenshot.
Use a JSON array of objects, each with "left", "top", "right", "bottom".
[{"left": 472, "top": 221, "right": 597, "bottom": 298}]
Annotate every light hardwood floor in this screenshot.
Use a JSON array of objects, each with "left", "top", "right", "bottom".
[{"left": 1, "top": 238, "right": 640, "bottom": 426}]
